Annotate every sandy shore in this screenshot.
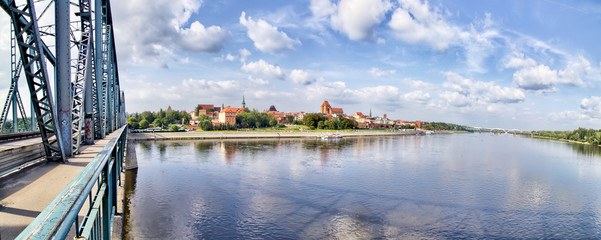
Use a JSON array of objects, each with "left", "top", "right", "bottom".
[{"left": 129, "top": 129, "right": 420, "bottom": 141}]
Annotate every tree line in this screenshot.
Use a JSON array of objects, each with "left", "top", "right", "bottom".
[
  {"left": 421, "top": 122, "right": 469, "bottom": 131},
  {"left": 127, "top": 109, "right": 191, "bottom": 130},
  {"left": 533, "top": 128, "right": 601, "bottom": 145},
  {"left": 302, "top": 113, "right": 358, "bottom": 130}
]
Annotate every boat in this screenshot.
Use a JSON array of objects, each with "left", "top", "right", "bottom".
[{"left": 320, "top": 133, "right": 342, "bottom": 140}]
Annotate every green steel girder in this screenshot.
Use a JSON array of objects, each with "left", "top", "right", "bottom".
[{"left": 5, "top": 0, "right": 66, "bottom": 162}]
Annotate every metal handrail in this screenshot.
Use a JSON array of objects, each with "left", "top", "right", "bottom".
[{"left": 17, "top": 125, "right": 127, "bottom": 239}]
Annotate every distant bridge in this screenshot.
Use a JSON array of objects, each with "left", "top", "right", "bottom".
[
  {"left": 0, "top": 0, "right": 126, "bottom": 239},
  {"left": 467, "top": 127, "right": 531, "bottom": 135}
]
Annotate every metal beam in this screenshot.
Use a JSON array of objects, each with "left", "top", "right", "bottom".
[
  {"left": 56, "top": 0, "right": 72, "bottom": 157},
  {"left": 5, "top": 0, "right": 66, "bottom": 162},
  {"left": 71, "top": 0, "right": 93, "bottom": 153},
  {"left": 94, "top": 0, "right": 105, "bottom": 139}
]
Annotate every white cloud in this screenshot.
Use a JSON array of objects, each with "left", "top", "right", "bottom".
[
  {"left": 440, "top": 91, "right": 471, "bottom": 107},
  {"left": 248, "top": 76, "right": 269, "bottom": 86},
  {"left": 459, "top": 13, "right": 501, "bottom": 73},
  {"left": 252, "top": 90, "right": 296, "bottom": 100},
  {"left": 389, "top": 0, "right": 458, "bottom": 50},
  {"left": 330, "top": 0, "right": 392, "bottom": 41},
  {"left": 242, "top": 59, "right": 286, "bottom": 80},
  {"left": 240, "top": 12, "right": 301, "bottom": 54},
  {"left": 179, "top": 21, "right": 230, "bottom": 53},
  {"left": 403, "top": 78, "right": 437, "bottom": 90},
  {"left": 504, "top": 52, "right": 537, "bottom": 69},
  {"left": 305, "top": 80, "right": 404, "bottom": 109},
  {"left": 289, "top": 69, "right": 317, "bottom": 85},
  {"left": 512, "top": 65, "right": 559, "bottom": 92},
  {"left": 442, "top": 71, "right": 525, "bottom": 107},
  {"left": 369, "top": 67, "right": 396, "bottom": 78},
  {"left": 239, "top": 48, "right": 251, "bottom": 63},
  {"left": 580, "top": 96, "right": 601, "bottom": 119},
  {"left": 403, "top": 90, "right": 431, "bottom": 104},
  {"left": 225, "top": 54, "right": 236, "bottom": 61},
  {"left": 549, "top": 111, "right": 591, "bottom": 122},
  {"left": 558, "top": 56, "right": 590, "bottom": 86},
  {"left": 123, "top": 75, "right": 242, "bottom": 111},
  {"left": 112, "top": 0, "right": 229, "bottom": 66},
  {"left": 310, "top": 0, "right": 337, "bottom": 20}
]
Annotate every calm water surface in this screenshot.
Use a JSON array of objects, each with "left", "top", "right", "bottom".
[{"left": 123, "top": 134, "right": 601, "bottom": 239}]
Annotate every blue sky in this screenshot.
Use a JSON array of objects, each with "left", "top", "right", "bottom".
[{"left": 7, "top": 0, "right": 598, "bottom": 130}]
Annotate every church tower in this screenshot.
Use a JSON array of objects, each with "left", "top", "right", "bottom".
[{"left": 242, "top": 96, "right": 246, "bottom": 109}]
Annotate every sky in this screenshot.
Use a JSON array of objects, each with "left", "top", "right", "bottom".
[{"left": 1, "top": 0, "right": 601, "bottom": 130}]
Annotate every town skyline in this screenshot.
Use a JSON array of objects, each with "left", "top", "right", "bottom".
[{"left": 3, "top": 0, "right": 599, "bottom": 131}]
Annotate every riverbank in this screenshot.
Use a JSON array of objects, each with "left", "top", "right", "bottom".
[
  {"left": 129, "top": 129, "right": 420, "bottom": 141},
  {"left": 530, "top": 135, "right": 601, "bottom": 147}
]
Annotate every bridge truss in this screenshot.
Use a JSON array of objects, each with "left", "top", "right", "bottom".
[{"left": 0, "top": 0, "right": 125, "bottom": 162}]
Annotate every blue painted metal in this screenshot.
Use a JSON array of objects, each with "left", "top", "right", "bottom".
[{"left": 16, "top": 125, "right": 127, "bottom": 239}]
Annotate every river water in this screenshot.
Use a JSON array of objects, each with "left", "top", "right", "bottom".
[{"left": 123, "top": 133, "right": 601, "bottom": 239}]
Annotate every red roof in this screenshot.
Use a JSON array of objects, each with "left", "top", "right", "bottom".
[
  {"left": 222, "top": 106, "right": 244, "bottom": 113},
  {"left": 331, "top": 108, "right": 343, "bottom": 114}
]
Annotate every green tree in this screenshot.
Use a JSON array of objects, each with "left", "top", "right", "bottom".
[
  {"left": 139, "top": 119, "right": 149, "bottom": 129},
  {"left": 269, "top": 117, "right": 277, "bottom": 127},
  {"left": 302, "top": 114, "right": 326, "bottom": 128},
  {"left": 317, "top": 121, "right": 325, "bottom": 129},
  {"left": 140, "top": 111, "right": 155, "bottom": 124},
  {"left": 127, "top": 116, "right": 139, "bottom": 128},
  {"left": 197, "top": 114, "right": 213, "bottom": 131},
  {"left": 152, "top": 119, "right": 163, "bottom": 128},
  {"left": 169, "top": 125, "right": 180, "bottom": 131},
  {"left": 194, "top": 105, "right": 203, "bottom": 115},
  {"left": 286, "top": 115, "right": 295, "bottom": 122}
]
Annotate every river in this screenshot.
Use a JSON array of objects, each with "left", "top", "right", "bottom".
[{"left": 123, "top": 133, "right": 601, "bottom": 239}]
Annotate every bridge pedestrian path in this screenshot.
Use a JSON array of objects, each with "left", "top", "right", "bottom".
[{"left": 0, "top": 130, "right": 122, "bottom": 239}]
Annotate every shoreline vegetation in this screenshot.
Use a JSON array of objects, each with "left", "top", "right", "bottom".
[{"left": 530, "top": 128, "right": 601, "bottom": 147}]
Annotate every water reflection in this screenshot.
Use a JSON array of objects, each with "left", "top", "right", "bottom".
[
  {"left": 567, "top": 142, "right": 601, "bottom": 158},
  {"left": 125, "top": 134, "right": 601, "bottom": 239}
]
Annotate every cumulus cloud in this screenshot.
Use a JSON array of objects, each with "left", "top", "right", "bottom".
[
  {"left": 440, "top": 91, "right": 471, "bottom": 107},
  {"left": 289, "top": 69, "right": 317, "bottom": 85},
  {"left": 240, "top": 12, "right": 301, "bottom": 54},
  {"left": 558, "top": 56, "right": 590, "bottom": 86},
  {"left": 179, "top": 21, "right": 230, "bottom": 53},
  {"left": 509, "top": 55, "right": 592, "bottom": 92},
  {"left": 112, "top": 0, "right": 229, "bottom": 66},
  {"left": 310, "top": 0, "right": 337, "bottom": 20},
  {"left": 504, "top": 53, "right": 537, "bottom": 69},
  {"left": 330, "top": 0, "right": 392, "bottom": 41},
  {"left": 305, "top": 80, "right": 404, "bottom": 109},
  {"left": 242, "top": 59, "right": 286, "bottom": 80},
  {"left": 369, "top": 67, "right": 396, "bottom": 77},
  {"left": 389, "top": 0, "right": 458, "bottom": 50},
  {"left": 580, "top": 96, "right": 601, "bottom": 118},
  {"left": 123, "top": 75, "right": 242, "bottom": 111},
  {"left": 442, "top": 71, "right": 525, "bottom": 108},
  {"left": 403, "top": 90, "right": 431, "bottom": 104},
  {"left": 512, "top": 65, "right": 558, "bottom": 92}
]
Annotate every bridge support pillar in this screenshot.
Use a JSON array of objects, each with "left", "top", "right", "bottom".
[{"left": 56, "top": 0, "right": 72, "bottom": 157}]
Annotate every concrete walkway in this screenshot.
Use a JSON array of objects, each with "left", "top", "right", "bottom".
[{"left": 0, "top": 130, "right": 121, "bottom": 239}]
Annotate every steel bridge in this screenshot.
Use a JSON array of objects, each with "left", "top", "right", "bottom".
[{"left": 0, "top": 0, "right": 126, "bottom": 239}]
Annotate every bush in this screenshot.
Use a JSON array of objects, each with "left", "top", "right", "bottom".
[
  {"left": 139, "top": 119, "right": 149, "bottom": 129},
  {"left": 169, "top": 125, "right": 180, "bottom": 132}
]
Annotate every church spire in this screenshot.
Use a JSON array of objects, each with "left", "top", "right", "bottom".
[
  {"left": 369, "top": 108, "right": 372, "bottom": 117},
  {"left": 242, "top": 96, "right": 246, "bottom": 109}
]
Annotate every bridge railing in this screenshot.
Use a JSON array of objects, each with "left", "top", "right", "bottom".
[{"left": 17, "top": 125, "right": 127, "bottom": 240}]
